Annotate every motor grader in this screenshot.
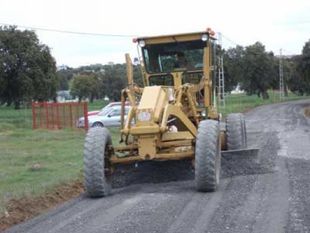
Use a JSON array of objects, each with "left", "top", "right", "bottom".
[{"left": 83, "top": 29, "right": 249, "bottom": 197}]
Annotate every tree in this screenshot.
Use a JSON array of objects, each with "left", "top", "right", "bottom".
[
  {"left": 0, "top": 26, "right": 58, "bottom": 108},
  {"left": 242, "top": 42, "right": 277, "bottom": 99},
  {"left": 101, "top": 64, "right": 127, "bottom": 101},
  {"left": 295, "top": 39, "right": 310, "bottom": 94},
  {"left": 223, "top": 42, "right": 276, "bottom": 99},
  {"left": 57, "top": 66, "right": 74, "bottom": 90},
  {"left": 133, "top": 64, "right": 144, "bottom": 87},
  {"left": 70, "top": 73, "right": 100, "bottom": 102},
  {"left": 223, "top": 46, "right": 245, "bottom": 92}
]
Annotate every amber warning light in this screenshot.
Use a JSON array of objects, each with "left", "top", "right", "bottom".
[{"left": 206, "top": 27, "right": 216, "bottom": 37}]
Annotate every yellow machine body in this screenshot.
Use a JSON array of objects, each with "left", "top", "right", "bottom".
[{"left": 111, "top": 30, "right": 220, "bottom": 165}]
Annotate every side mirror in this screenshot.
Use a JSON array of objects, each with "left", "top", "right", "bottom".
[{"left": 107, "top": 114, "right": 112, "bottom": 118}]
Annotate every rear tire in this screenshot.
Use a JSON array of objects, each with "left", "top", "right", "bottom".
[
  {"left": 195, "top": 120, "right": 221, "bottom": 192},
  {"left": 226, "top": 113, "right": 247, "bottom": 150},
  {"left": 84, "top": 127, "right": 112, "bottom": 197}
]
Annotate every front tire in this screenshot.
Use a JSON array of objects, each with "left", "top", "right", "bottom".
[
  {"left": 195, "top": 120, "right": 221, "bottom": 192},
  {"left": 84, "top": 127, "right": 112, "bottom": 197}
]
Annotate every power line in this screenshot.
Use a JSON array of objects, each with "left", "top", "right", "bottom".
[
  {"left": 281, "top": 48, "right": 297, "bottom": 56},
  {"left": 220, "top": 32, "right": 297, "bottom": 56},
  {"left": 0, "top": 22, "right": 137, "bottom": 37},
  {"left": 277, "top": 20, "right": 310, "bottom": 25},
  {"left": 221, "top": 34, "right": 239, "bottom": 47}
]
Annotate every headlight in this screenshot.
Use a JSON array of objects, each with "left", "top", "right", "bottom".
[
  {"left": 77, "top": 118, "right": 85, "bottom": 127},
  {"left": 201, "top": 34, "right": 208, "bottom": 41},
  {"left": 138, "top": 40, "right": 145, "bottom": 47},
  {"left": 137, "top": 111, "right": 151, "bottom": 122}
]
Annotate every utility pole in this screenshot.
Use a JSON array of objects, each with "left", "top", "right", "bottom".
[
  {"left": 279, "top": 49, "right": 284, "bottom": 101},
  {"left": 217, "top": 32, "right": 225, "bottom": 107}
]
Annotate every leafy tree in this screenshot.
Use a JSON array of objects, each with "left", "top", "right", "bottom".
[
  {"left": 133, "top": 64, "right": 144, "bottom": 87},
  {"left": 70, "top": 73, "right": 100, "bottom": 102},
  {"left": 57, "top": 66, "right": 74, "bottom": 90},
  {"left": 286, "top": 55, "right": 305, "bottom": 95},
  {"left": 241, "top": 42, "right": 276, "bottom": 99},
  {"left": 295, "top": 40, "right": 310, "bottom": 94},
  {"left": 0, "top": 26, "right": 58, "bottom": 108},
  {"left": 100, "top": 64, "right": 127, "bottom": 101},
  {"left": 281, "top": 57, "right": 295, "bottom": 96},
  {"left": 224, "top": 42, "right": 277, "bottom": 99},
  {"left": 223, "top": 46, "right": 245, "bottom": 92}
]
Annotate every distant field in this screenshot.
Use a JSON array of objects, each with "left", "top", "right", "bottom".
[
  {"left": 0, "top": 92, "right": 309, "bottom": 216},
  {"left": 219, "top": 91, "right": 309, "bottom": 116}
]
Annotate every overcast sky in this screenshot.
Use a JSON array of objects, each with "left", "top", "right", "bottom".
[{"left": 1, "top": 0, "right": 309, "bottom": 67}]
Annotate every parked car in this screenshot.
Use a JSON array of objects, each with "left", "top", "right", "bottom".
[
  {"left": 77, "top": 105, "right": 130, "bottom": 128},
  {"left": 86, "top": 101, "right": 130, "bottom": 117},
  {"left": 87, "top": 110, "right": 101, "bottom": 116}
]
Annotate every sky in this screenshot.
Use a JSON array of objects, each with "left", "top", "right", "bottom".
[{"left": 0, "top": 0, "right": 309, "bottom": 67}]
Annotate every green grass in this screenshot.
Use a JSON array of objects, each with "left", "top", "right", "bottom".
[
  {"left": 88, "top": 99, "right": 109, "bottom": 111},
  {"left": 219, "top": 91, "right": 309, "bottom": 116},
  {"left": 0, "top": 106, "right": 32, "bottom": 129},
  {"left": 0, "top": 103, "right": 118, "bottom": 214},
  {"left": 0, "top": 127, "right": 85, "bottom": 213}
]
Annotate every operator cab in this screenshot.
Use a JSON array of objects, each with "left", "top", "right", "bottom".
[
  {"left": 143, "top": 40, "right": 204, "bottom": 74},
  {"left": 134, "top": 31, "right": 217, "bottom": 89}
]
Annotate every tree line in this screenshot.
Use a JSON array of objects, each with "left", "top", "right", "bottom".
[
  {"left": 0, "top": 26, "right": 309, "bottom": 109},
  {"left": 223, "top": 41, "right": 310, "bottom": 98},
  {"left": 54, "top": 40, "right": 310, "bottom": 102},
  {"left": 58, "top": 63, "right": 143, "bottom": 102}
]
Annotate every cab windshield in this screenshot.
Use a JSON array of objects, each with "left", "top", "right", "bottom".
[{"left": 142, "top": 40, "right": 206, "bottom": 74}]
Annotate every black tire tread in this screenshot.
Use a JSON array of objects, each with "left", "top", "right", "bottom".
[
  {"left": 195, "top": 120, "right": 220, "bottom": 192},
  {"left": 84, "top": 127, "right": 112, "bottom": 197},
  {"left": 92, "top": 122, "right": 104, "bottom": 128},
  {"left": 226, "top": 113, "right": 247, "bottom": 150}
]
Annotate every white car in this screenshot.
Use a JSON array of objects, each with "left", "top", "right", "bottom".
[
  {"left": 77, "top": 106, "right": 130, "bottom": 128},
  {"left": 86, "top": 101, "right": 130, "bottom": 117}
]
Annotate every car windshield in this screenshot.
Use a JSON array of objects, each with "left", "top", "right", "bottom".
[
  {"left": 98, "top": 108, "right": 114, "bottom": 116},
  {"left": 98, "top": 107, "right": 129, "bottom": 116},
  {"left": 142, "top": 40, "right": 206, "bottom": 73}
]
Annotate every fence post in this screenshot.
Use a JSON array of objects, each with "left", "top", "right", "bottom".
[
  {"left": 56, "top": 103, "right": 60, "bottom": 129},
  {"left": 69, "top": 104, "right": 73, "bottom": 128},
  {"left": 32, "top": 102, "right": 36, "bottom": 129},
  {"left": 83, "top": 102, "right": 89, "bottom": 131},
  {"left": 43, "top": 102, "right": 49, "bottom": 129},
  {"left": 51, "top": 103, "right": 55, "bottom": 129},
  {"left": 39, "top": 103, "right": 43, "bottom": 128}
]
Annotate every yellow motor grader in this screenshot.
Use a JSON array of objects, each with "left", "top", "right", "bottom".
[{"left": 84, "top": 29, "right": 250, "bottom": 197}]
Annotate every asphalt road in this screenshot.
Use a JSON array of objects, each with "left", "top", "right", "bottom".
[{"left": 6, "top": 100, "right": 310, "bottom": 233}]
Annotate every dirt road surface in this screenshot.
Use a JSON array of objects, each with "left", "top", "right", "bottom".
[{"left": 5, "top": 100, "right": 310, "bottom": 233}]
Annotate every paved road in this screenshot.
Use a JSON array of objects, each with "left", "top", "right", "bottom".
[{"left": 6, "top": 100, "right": 310, "bottom": 233}]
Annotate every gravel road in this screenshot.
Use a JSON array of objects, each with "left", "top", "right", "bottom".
[{"left": 5, "top": 100, "right": 310, "bottom": 233}]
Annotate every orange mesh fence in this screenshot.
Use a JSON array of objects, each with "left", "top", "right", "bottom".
[{"left": 32, "top": 102, "right": 88, "bottom": 130}]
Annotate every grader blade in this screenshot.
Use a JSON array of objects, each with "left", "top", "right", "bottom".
[
  {"left": 221, "top": 148, "right": 259, "bottom": 159},
  {"left": 221, "top": 148, "right": 260, "bottom": 177}
]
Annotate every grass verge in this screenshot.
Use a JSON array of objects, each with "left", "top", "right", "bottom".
[
  {"left": 219, "top": 91, "right": 309, "bottom": 116},
  {"left": 0, "top": 128, "right": 85, "bottom": 213}
]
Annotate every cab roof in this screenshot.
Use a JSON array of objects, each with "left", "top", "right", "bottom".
[{"left": 134, "top": 31, "right": 216, "bottom": 45}]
